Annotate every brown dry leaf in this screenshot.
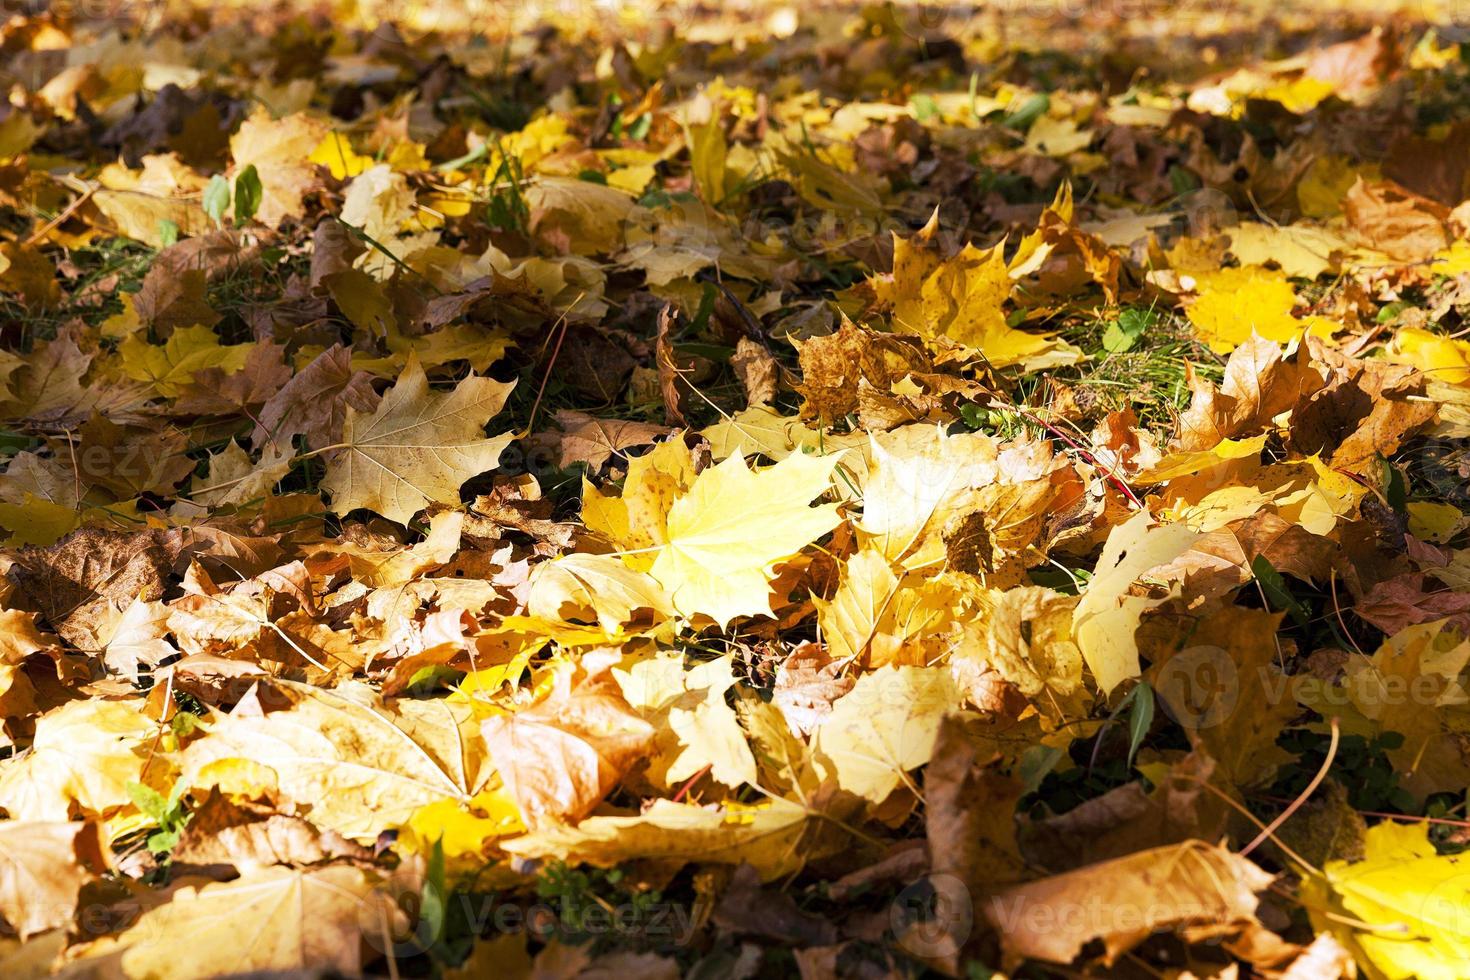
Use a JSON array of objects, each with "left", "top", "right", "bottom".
[
  {"left": 552, "top": 410, "right": 671, "bottom": 471},
  {"left": 732, "top": 337, "right": 779, "bottom": 408},
  {"left": 654, "top": 302, "right": 686, "bottom": 427},
  {"left": 0, "top": 243, "right": 61, "bottom": 308},
  {"left": 1342, "top": 178, "right": 1449, "bottom": 262},
  {"left": 1385, "top": 120, "right": 1470, "bottom": 207},
  {"left": 1020, "top": 753, "right": 1228, "bottom": 872},
  {"left": 171, "top": 788, "right": 375, "bottom": 874},
  {"left": 1355, "top": 572, "right": 1470, "bottom": 637},
  {"left": 1289, "top": 343, "right": 1437, "bottom": 468},
  {"left": 1303, "top": 25, "right": 1401, "bottom": 98},
  {"left": 795, "top": 317, "right": 934, "bottom": 425},
  {"left": 8, "top": 527, "right": 186, "bottom": 651},
  {"left": 950, "top": 584, "right": 1087, "bottom": 725},
  {"left": 925, "top": 716, "right": 1027, "bottom": 888},
  {"left": 481, "top": 652, "right": 655, "bottom": 828},
  {"left": 1174, "top": 334, "right": 1325, "bottom": 451},
  {"left": 525, "top": 175, "right": 636, "bottom": 254},
  {"left": 713, "top": 863, "right": 840, "bottom": 946},
  {"left": 0, "top": 820, "right": 110, "bottom": 939},
  {"left": 59, "top": 414, "right": 195, "bottom": 498},
  {"left": 253, "top": 342, "right": 380, "bottom": 451},
  {"left": 983, "top": 841, "right": 1274, "bottom": 966},
  {"left": 771, "top": 641, "right": 855, "bottom": 737},
  {"left": 175, "top": 341, "right": 293, "bottom": 418},
  {"left": 133, "top": 266, "right": 220, "bottom": 336}
]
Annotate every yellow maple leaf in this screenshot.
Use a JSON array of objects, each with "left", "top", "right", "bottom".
[
  {"left": 647, "top": 450, "right": 843, "bottom": 627},
  {"left": 321, "top": 352, "right": 515, "bottom": 525},
  {"left": 1298, "top": 155, "right": 1381, "bottom": 218},
  {"left": 500, "top": 797, "right": 816, "bottom": 882},
  {"left": 1225, "top": 222, "right": 1349, "bottom": 280},
  {"left": 527, "top": 552, "right": 674, "bottom": 633},
  {"left": 815, "top": 546, "right": 954, "bottom": 667},
  {"left": 872, "top": 212, "right": 1078, "bottom": 369},
  {"left": 812, "top": 664, "right": 960, "bottom": 803},
  {"left": 308, "top": 132, "right": 374, "bottom": 180},
  {"left": 701, "top": 405, "right": 867, "bottom": 464},
  {"left": 118, "top": 325, "right": 253, "bottom": 398},
  {"left": 1073, "top": 511, "right": 1199, "bottom": 694},
  {"left": 179, "top": 679, "right": 492, "bottom": 838},
  {"left": 83, "top": 865, "right": 405, "bottom": 977},
  {"left": 1304, "top": 820, "right": 1470, "bottom": 980},
  {"left": 398, "top": 784, "right": 525, "bottom": 875},
  {"left": 1186, "top": 265, "right": 1337, "bottom": 353},
  {"left": 856, "top": 426, "right": 999, "bottom": 569},
  {"left": 1388, "top": 326, "right": 1470, "bottom": 385},
  {"left": 582, "top": 437, "right": 696, "bottom": 570},
  {"left": 616, "top": 653, "right": 758, "bottom": 790},
  {"left": 480, "top": 655, "right": 654, "bottom": 828},
  {"left": 0, "top": 698, "right": 160, "bottom": 829}
]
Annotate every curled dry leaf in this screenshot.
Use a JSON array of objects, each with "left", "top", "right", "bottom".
[
  {"left": 983, "top": 841, "right": 1274, "bottom": 967},
  {"left": 481, "top": 653, "right": 655, "bottom": 828}
]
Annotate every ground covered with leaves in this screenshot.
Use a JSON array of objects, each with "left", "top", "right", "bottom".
[{"left": 7, "top": 0, "right": 1470, "bottom": 976}]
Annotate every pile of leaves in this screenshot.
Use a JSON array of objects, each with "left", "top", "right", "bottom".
[{"left": 7, "top": 0, "right": 1470, "bottom": 976}]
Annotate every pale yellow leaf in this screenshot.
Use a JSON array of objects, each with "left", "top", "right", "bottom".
[
  {"left": 1073, "top": 511, "right": 1199, "bottom": 694},
  {"left": 321, "top": 352, "right": 515, "bottom": 525},
  {"left": 812, "top": 665, "right": 960, "bottom": 803}
]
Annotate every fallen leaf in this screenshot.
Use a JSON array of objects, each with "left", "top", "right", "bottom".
[
  {"left": 984, "top": 841, "right": 1274, "bottom": 966},
  {"left": 481, "top": 655, "right": 654, "bottom": 828},
  {"left": 813, "top": 665, "right": 960, "bottom": 804},
  {"left": 321, "top": 352, "right": 515, "bottom": 524},
  {"left": 0, "top": 820, "right": 110, "bottom": 939}
]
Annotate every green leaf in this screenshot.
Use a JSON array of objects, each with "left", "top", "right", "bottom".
[
  {"left": 1002, "top": 92, "right": 1050, "bottom": 130},
  {"left": 420, "top": 838, "right": 447, "bottom": 946},
  {"left": 1019, "top": 744, "right": 1064, "bottom": 794},
  {"left": 233, "top": 164, "right": 263, "bottom": 225},
  {"left": 202, "top": 174, "right": 231, "bottom": 224},
  {"left": 1102, "top": 307, "right": 1157, "bottom": 353},
  {"left": 1380, "top": 457, "right": 1407, "bottom": 514},
  {"left": 1125, "top": 681, "right": 1153, "bottom": 769},
  {"left": 126, "top": 781, "right": 170, "bottom": 821},
  {"left": 406, "top": 664, "right": 463, "bottom": 694},
  {"left": 171, "top": 711, "right": 201, "bottom": 739},
  {"left": 910, "top": 94, "right": 939, "bottom": 122},
  {"left": 1251, "top": 555, "right": 1309, "bottom": 630},
  {"left": 156, "top": 219, "right": 180, "bottom": 248}
]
